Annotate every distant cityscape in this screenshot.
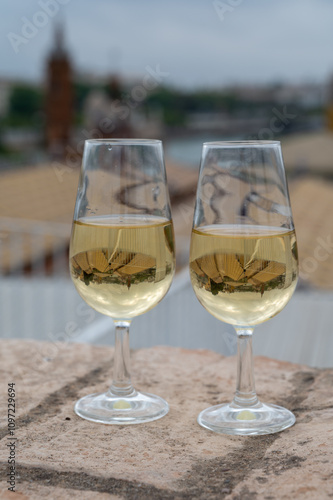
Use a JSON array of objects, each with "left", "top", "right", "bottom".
[{"left": 0, "top": 23, "right": 332, "bottom": 169}]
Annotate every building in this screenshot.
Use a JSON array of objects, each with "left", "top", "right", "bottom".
[{"left": 45, "top": 24, "right": 73, "bottom": 158}]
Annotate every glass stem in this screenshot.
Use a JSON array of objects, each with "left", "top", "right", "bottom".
[
  {"left": 233, "top": 327, "right": 259, "bottom": 407},
  {"left": 109, "top": 321, "right": 135, "bottom": 397}
]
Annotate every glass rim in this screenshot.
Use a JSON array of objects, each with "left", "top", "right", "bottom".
[
  {"left": 85, "top": 138, "right": 162, "bottom": 146},
  {"left": 203, "top": 140, "right": 281, "bottom": 147}
]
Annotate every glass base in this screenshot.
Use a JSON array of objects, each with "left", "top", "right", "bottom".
[
  {"left": 198, "top": 400, "right": 295, "bottom": 436},
  {"left": 74, "top": 390, "right": 169, "bottom": 425}
]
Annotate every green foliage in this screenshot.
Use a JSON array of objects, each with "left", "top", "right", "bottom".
[
  {"left": 144, "top": 86, "right": 255, "bottom": 125},
  {"left": 73, "top": 82, "right": 95, "bottom": 111},
  {"left": 8, "top": 85, "right": 43, "bottom": 125},
  {"left": 0, "top": 124, "right": 7, "bottom": 154}
]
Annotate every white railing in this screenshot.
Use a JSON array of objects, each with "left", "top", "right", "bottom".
[
  {"left": 0, "top": 217, "right": 71, "bottom": 276},
  {"left": 0, "top": 217, "right": 331, "bottom": 368},
  {"left": 0, "top": 269, "right": 332, "bottom": 368}
]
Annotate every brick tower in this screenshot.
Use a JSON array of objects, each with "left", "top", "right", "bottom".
[{"left": 45, "top": 24, "right": 73, "bottom": 157}]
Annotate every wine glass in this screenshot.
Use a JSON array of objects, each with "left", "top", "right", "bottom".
[
  {"left": 70, "top": 139, "right": 175, "bottom": 424},
  {"left": 190, "top": 141, "right": 298, "bottom": 435}
]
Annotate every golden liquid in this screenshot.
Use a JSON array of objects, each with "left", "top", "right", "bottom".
[
  {"left": 70, "top": 215, "right": 175, "bottom": 319},
  {"left": 190, "top": 225, "right": 298, "bottom": 326}
]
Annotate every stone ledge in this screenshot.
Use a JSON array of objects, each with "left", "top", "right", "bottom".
[{"left": 0, "top": 340, "right": 332, "bottom": 499}]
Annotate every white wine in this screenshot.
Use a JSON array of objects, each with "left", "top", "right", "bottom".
[
  {"left": 70, "top": 215, "right": 175, "bottom": 319},
  {"left": 190, "top": 225, "right": 298, "bottom": 326}
]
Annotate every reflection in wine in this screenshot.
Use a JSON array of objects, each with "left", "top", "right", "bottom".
[
  {"left": 190, "top": 225, "right": 298, "bottom": 326},
  {"left": 70, "top": 215, "right": 175, "bottom": 319}
]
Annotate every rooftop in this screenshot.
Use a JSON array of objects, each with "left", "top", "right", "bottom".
[{"left": 1, "top": 141, "right": 332, "bottom": 288}]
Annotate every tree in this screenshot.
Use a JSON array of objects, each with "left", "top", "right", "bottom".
[{"left": 8, "top": 84, "right": 43, "bottom": 125}]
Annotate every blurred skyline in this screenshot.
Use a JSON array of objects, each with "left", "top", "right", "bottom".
[{"left": 1, "top": 0, "right": 333, "bottom": 88}]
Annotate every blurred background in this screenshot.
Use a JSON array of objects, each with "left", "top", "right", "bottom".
[{"left": 1, "top": 0, "right": 332, "bottom": 367}]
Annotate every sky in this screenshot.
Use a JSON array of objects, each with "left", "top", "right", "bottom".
[{"left": 1, "top": 0, "right": 333, "bottom": 89}]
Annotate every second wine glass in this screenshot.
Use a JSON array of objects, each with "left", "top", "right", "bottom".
[
  {"left": 70, "top": 139, "right": 175, "bottom": 424},
  {"left": 190, "top": 141, "right": 298, "bottom": 435}
]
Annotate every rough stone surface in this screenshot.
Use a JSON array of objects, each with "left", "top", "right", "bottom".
[{"left": 1, "top": 340, "right": 333, "bottom": 499}]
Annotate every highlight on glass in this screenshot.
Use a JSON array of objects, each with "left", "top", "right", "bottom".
[
  {"left": 190, "top": 141, "right": 298, "bottom": 435},
  {"left": 70, "top": 139, "right": 175, "bottom": 424}
]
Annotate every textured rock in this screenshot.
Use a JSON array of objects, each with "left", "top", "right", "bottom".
[{"left": 0, "top": 340, "right": 332, "bottom": 499}]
